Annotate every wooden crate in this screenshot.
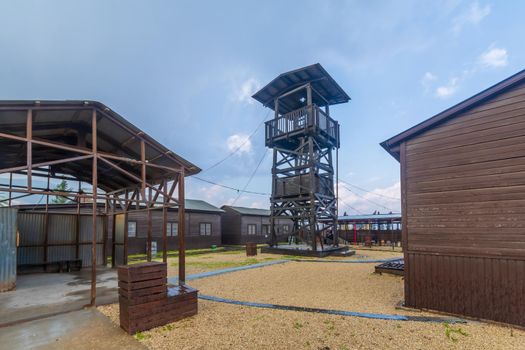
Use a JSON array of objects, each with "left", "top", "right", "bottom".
[{"left": 118, "top": 262, "right": 198, "bottom": 334}]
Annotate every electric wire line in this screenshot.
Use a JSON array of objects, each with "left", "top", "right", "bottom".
[
  {"left": 231, "top": 149, "right": 269, "bottom": 206},
  {"left": 201, "top": 109, "right": 271, "bottom": 173},
  {"left": 338, "top": 178, "right": 400, "bottom": 200},
  {"left": 340, "top": 184, "right": 396, "bottom": 212},
  {"left": 190, "top": 176, "right": 270, "bottom": 196}
]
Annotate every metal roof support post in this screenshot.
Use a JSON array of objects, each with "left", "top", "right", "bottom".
[
  {"left": 91, "top": 109, "right": 98, "bottom": 307},
  {"left": 162, "top": 180, "right": 168, "bottom": 263},
  {"left": 147, "top": 187, "right": 152, "bottom": 262},
  {"left": 76, "top": 181, "right": 81, "bottom": 260},
  {"left": 26, "top": 109, "right": 32, "bottom": 191},
  {"left": 178, "top": 170, "right": 186, "bottom": 285}
]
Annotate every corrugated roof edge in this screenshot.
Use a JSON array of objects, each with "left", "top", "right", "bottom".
[
  {"left": 380, "top": 68, "right": 525, "bottom": 161},
  {"left": 14, "top": 198, "right": 223, "bottom": 213},
  {"left": 0, "top": 100, "right": 201, "bottom": 175},
  {"left": 221, "top": 205, "right": 271, "bottom": 216}
]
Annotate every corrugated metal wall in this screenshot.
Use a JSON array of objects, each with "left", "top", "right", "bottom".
[
  {"left": 0, "top": 208, "right": 17, "bottom": 292},
  {"left": 17, "top": 213, "right": 45, "bottom": 265},
  {"left": 17, "top": 212, "right": 105, "bottom": 268}
]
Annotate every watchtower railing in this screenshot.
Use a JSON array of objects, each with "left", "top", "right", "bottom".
[{"left": 265, "top": 104, "right": 339, "bottom": 147}]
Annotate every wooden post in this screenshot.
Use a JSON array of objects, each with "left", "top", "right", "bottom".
[
  {"left": 147, "top": 187, "right": 152, "bottom": 262},
  {"left": 76, "top": 181, "right": 81, "bottom": 260},
  {"left": 111, "top": 199, "right": 116, "bottom": 268},
  {"left": 140, "top": 140, "right": 146, "bottom": 201},
  {"left": 162, "top": 180, "right": 168, "bottom": 263},
  {"left": 26, "top": 109, "right": 32, "bottom": 191},
  {"left": 8, "top": 173, "right": 12, "bottom": 207},
  {"left": 178, "top": 171, "right": 185, "bottom": 285},
  {"left": 334, "top": 147, "right": 339, "bottom": 246},
  {"left": 91, "top": 109, "right": 98, "bottom": 306}
]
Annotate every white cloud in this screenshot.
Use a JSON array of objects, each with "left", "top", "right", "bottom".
[
  {"left": 479, "top": 46, "right": 508, "bottom": 68},
  {"left": 453, "top": 2, "right": 491, "bottom": 33},
  {"left": 435, "top": 76, "right": 460, "bottom": 98},
  {"left": 233, "top": 78, "right": 261, "bottom": 104},
  {"left": 421, "top": 72, "right": 437, "bottom": 91},
  {"left": 338, "top": 182, "right": 401, "bottom": 215},
  {"left": 226, "top": 133, "right": 252, "bottom": 154},
  {"left": 422, "top": 72, "right": 437, "bottom": 83}
]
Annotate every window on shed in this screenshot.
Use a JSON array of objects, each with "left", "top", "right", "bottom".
[
  {"left": 282, "top": 224, "right": 290, "bottom": 234},
  {"left": 127, "top": 221, "right": 137, "bottom": 237},
  {"left": 248, "top": 224, "right": 256, "bottom": 235},
  {"left": 166, "top": 222, "right": 178, "bottom": 236},
  {"left": 261, "top": 224, "right": 270, "bottom": 235},
  {"left": 199, "top": 223, "right": 211, "bottom": 236}
]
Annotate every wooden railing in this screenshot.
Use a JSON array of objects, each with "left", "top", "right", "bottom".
[{"left": 265, "top": 105, "right": 339, "bottom": 146}]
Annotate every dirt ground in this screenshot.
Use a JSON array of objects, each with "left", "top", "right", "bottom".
[{"left": 98, "top": 248, "right": 525, "bottom": 349}]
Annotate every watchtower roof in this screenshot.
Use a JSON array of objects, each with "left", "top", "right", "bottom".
[{"left": 252, "top": 63, "right": 350, "bottom": 114}]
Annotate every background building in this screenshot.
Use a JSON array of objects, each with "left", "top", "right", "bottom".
[{"left": 221, "top": 205, "right": 292, "bottom": 245}]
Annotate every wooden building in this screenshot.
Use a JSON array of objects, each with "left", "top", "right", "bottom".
[
  {"left": 221, "top": 206, "right": 292, "bottom": 245},
  {"left": 125, "top": 199, "right": 222, "bottom": 253},
  {"left": 381, "top": 69, "right": 525, "bottom": 327},
  {"left": 338, "top": 213, "right": 401, "bottom": 245},
  {"left": 15, "top": 199, "right": 223, "bottom": 259}
]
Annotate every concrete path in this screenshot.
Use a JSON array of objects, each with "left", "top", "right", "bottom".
[
  {"left": 0, "top": 268, "right": 118, "bottom": 326},
  {"left": 0, "top": 308, "right": 146, "bottom": 350}
]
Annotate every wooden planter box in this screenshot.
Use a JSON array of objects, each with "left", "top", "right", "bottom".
[{"left": 118, "top": 262, "right": 198, "bottom": 334}]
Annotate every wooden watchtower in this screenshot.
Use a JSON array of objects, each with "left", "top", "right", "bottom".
[{"left": 252, "top": 64, "right": 350, "bottom": 251}]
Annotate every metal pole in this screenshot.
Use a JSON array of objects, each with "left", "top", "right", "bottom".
[
  {"left": 147, "top": 187, "right": 152, "bottom": 262},
  {"left": 26, "top": 109, "right": 32, "bottom": 191},
  {"left": 178, "top": 171, "right": 186, "bottom": 285},
  {"left": 76, "top": 181, "right": 81, "bottom": 260},
  {"left": 90, "top": 109, "right": 98, "bottom": 306},
  {"left": 8, "top": 173, "right": 12, "bottom": 207},
  {"left": 162, "top": 180, "right": 168, "bottom": 263},
  {"left": 335, "top": 146, "right": 339, "bottom": 246}
]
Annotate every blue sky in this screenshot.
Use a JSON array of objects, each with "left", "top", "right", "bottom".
[{"left": 1, "top": 1, "right": 523, "bottom": 213}]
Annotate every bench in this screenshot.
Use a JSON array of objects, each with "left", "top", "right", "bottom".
[{"left": 18, "top": 259, "right": 83, "bottom": 274}]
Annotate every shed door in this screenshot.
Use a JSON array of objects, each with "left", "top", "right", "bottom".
[
  {"left": 0, "top": 208, "right": 17, "bottom": 292},
  {"left": 113, "top": 214, "right": 126, "bottom": 266}
]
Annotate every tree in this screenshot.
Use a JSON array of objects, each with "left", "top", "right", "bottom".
[{"left": 52, "top": 180, "right": 72, "bottom": 204}]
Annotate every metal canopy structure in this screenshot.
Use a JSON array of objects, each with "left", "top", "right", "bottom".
[
  {"left": 0, "top": 100, "right": 199, "bottom": 305},
  {"left": 253, "top": 64, "right": 350, "bottom": 251}
]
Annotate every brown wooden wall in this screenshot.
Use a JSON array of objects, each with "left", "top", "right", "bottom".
[
  {"left": 220, "top": 207, "right": 291, "bottom": 245},
  {"left": 402, "top": 80, "right": 525, "bottom": 326},
  {"left": 110, "top": 210, "right": 222, "bottom": 254}
]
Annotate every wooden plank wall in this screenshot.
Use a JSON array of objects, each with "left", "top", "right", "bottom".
[{"left": 403, "top": 80, "right": 525, "bottom": 326}]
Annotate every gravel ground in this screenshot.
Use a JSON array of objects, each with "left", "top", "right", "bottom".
[
  {"left": 190, "top": 261, "right": 406, "bottom": 314},
  {"left": 99, "top": 299, "right": 524, "bottom": 350},
  {"left": 166, "top": 248, "right": 402, "bottom": 277},
  {"left": 98, "top": 250, "right": 524, "bottom": 349}
]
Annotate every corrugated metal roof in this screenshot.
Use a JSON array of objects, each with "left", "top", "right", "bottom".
[
  {"left": 339, "top": 213, "right": 401, "bottom": 221},
  {"left": 15, "top": 199, "right": 224, "bottom": 213},
  {"left": 185, "top": 199, "right": 224, "bottom": 213},
  {"left": 222, "top": 205, "right": 271, "bottom": 216},
  {"left": 0, "top": 100, "right": 201, "bottom": 192}
]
